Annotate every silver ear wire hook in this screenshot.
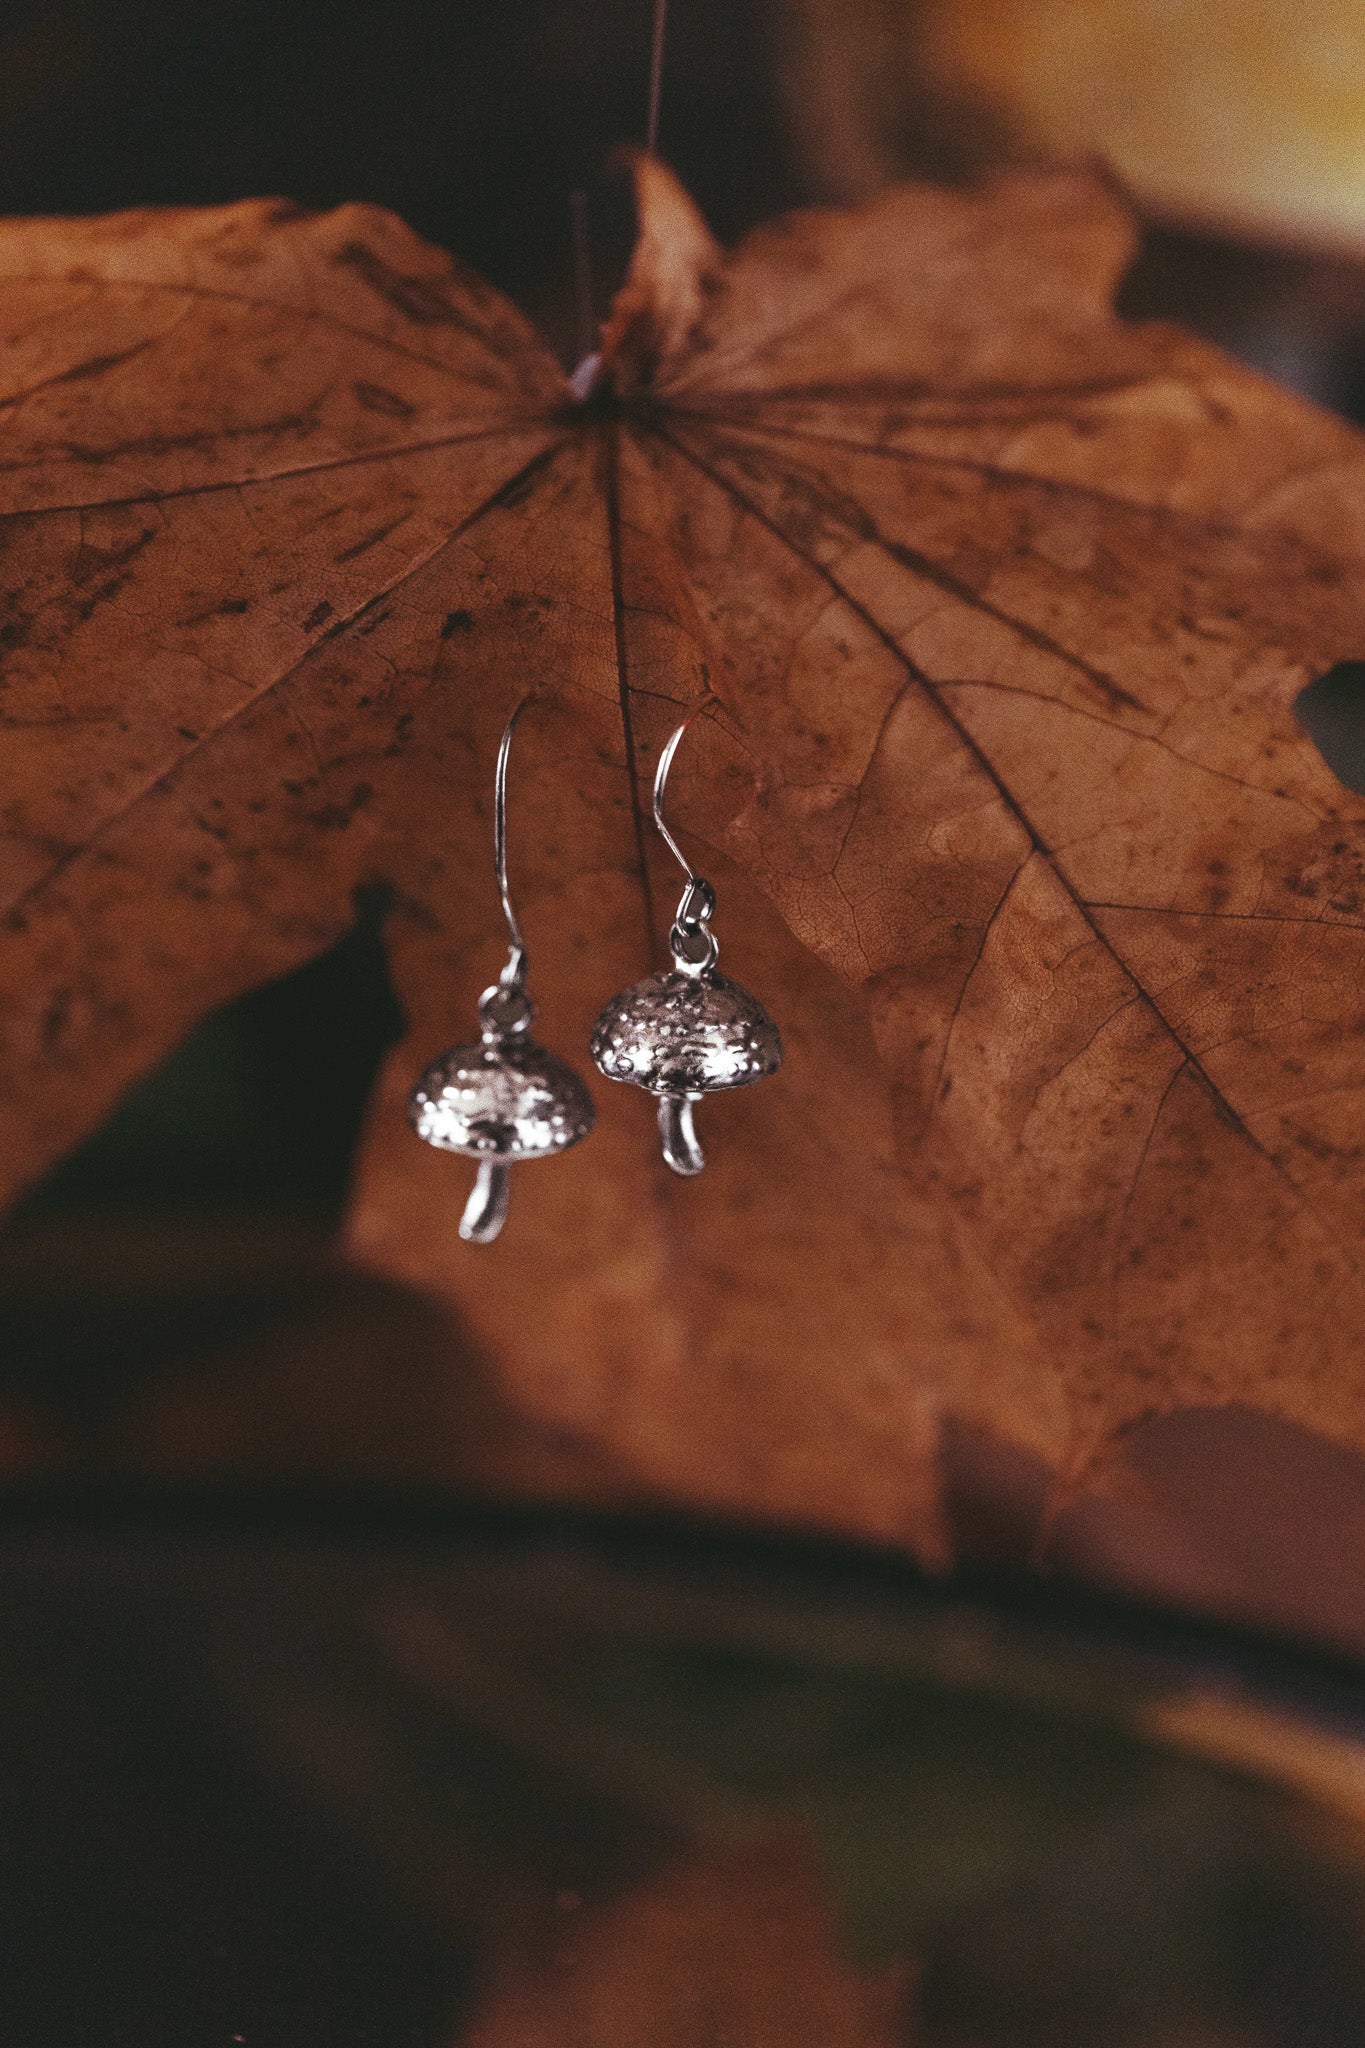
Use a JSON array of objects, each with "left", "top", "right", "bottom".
[
  {"left": 651, "top": 716, "right": 695, "bottom": 882},
  {"left": 653, "top": 713, "right": 718, "bottom": 974},
  {"left": 493, "top": 693, "right": 532, "bottom": 995}
]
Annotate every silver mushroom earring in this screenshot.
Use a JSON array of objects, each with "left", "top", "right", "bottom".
[
  {"left": 408, "top": 696, "right": 595, "bottom": 1243},
  {"left": 590, "top": 715, "right": 782, "bottom": 1175}
]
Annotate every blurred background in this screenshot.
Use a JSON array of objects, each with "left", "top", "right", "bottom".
[
  {"left": 7, "top": 0, "right": 1365, "bottom": 396},
  {"left": 9, "top": 6, "right": 1365, "bottom": 2043}
]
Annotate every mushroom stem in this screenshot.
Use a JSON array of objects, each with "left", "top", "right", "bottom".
[
  {"left": 658, "top": 1093, "right": 704, "bottom": 1176},
  {"left": 460, "top": 1159, "right": 511, "bottom": 1243}
]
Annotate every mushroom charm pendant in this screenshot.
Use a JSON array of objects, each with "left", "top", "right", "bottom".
[
  {"left": 408, "top": 696, "right": 595, "bottom": 1243},
  {"left": 590, "top": 719, "right": 782, "bottom": 1176},
  {"left": 409, "top": 974, "right": 595, "bottom": 1241}
]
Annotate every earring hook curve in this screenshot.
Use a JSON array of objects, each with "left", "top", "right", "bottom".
[
  {"left": 653, "top": 709, "right": 716, "bottom": 920},
  {"left": 652, "top": 709, "right": 718, "bottom": 974},
  {"left": 651, "top": 714, "right": 700, "bottom": 887},
  {"left": 493, "top": 693, "right": 535, "bottom": 993}
]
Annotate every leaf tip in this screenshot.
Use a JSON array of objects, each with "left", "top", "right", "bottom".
[{"left": 596, "top": 150, "right": 724, "bottom": 394}]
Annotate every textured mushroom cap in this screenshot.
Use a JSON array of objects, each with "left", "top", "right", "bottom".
[
  {"left": 590, "top": 970, "right": 783, "bottom": 1096},
  {"left": 408, "top": 1037, "right": 595, "bottom": 1158}
]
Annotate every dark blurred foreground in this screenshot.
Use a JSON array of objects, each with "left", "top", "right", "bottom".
[{"left": 8, "top": 1504, "right": 1365, "bottom": 2047}]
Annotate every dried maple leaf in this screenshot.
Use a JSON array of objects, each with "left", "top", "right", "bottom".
[{"left": 6, "top": 158, "right": 1365, "bottom": 1557}]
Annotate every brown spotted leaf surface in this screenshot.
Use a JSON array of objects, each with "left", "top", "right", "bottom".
[{"left": 6, "top": 160, "right": 1365, "bottom": 1556}]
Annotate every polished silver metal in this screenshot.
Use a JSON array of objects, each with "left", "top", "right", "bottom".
[
  {"left": 492, "top": 693, "right": 529, "bottom": 995},
  {"left": 409, "top": 1035, "right": 594, "bottom": 1241},
  {"left": 591, "top": 712, "right": 782, "bottom": 1175},
  {"left": 651, "top": 720, "right": 696, "bottom": 884},
  {"left": 408, "top": 694, "right": 595, "bottom": 1242}
]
